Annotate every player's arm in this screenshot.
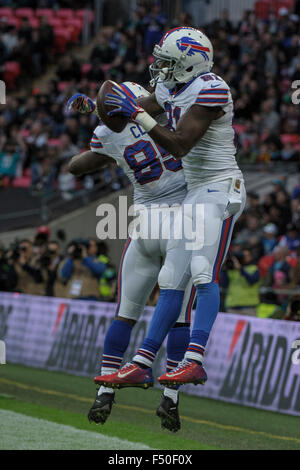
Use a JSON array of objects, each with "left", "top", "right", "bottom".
[
  {"left": 68, "top": 150, "right": 111, "bottom": 176},
  {"left": 147, "top": 105, "right": 221, "bottom": 159},
  {"left": 136, "top": 93, "right": 164, "bottom": 117},
  {"left": 105, "top": 86, "right": 221, "bottom": 159}
]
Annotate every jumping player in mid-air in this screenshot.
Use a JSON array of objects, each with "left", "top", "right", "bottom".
[
  {"left": 95, "top": 27, "right": 246, "bottom": 388},
  {"left": 67, "top": 81, "right": 196, "bottom": 432}
]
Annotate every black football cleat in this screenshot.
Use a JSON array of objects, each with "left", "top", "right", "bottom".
[
  {"left": 156, "top": 394, "right": 180, "bottom": 432},
  {"left": 87, "top": 390, "right": 115, "bottom": 425}
]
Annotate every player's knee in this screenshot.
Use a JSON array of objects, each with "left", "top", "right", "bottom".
[
  {"left": 116, "top": 315, "right": 137, "bottom": 327},
  {"left": 191, "top": 255, "right": 212, "bottom": 285},
  {"left": 158, "top": 265, "right": 174, "bottom": 290}
]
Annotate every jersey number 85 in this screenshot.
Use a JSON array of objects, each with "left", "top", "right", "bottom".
[{"left": 124, "top": 139, "right": 182, "bottom": 185}]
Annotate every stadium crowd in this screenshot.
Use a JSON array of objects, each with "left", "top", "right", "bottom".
[
  {"left": 0, "top": 3, "right": 300, "bottom": 192},
  {"left": 0, "top": 226, "right": 118, "bottom": 301},
  {"left": 1, "top": 1, "right": 300, "bottom": 192},
  {"left": 219, "top": 176, "right": 300, "bottom": 320},
  {"left": 0, "top": 1, "right": 300, "bottom": 320}
]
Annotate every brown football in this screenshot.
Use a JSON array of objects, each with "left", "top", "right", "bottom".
[{"left": 96, "top": 80, "right": 129, "bottom": 133}]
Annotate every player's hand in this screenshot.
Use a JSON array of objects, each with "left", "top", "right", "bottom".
[
  {"left": 232, "top": 256, "right": 241, "bottom": 270},
  {"left": 66, "top": 93, "right": 96, "bottom": 114},
  {"left": 104, "top": 85, "right": 144, "bottom": 120}
]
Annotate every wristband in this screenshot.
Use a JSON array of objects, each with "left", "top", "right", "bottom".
[{"left": 134, "top": 110, "right": 157, "bottom": 132}]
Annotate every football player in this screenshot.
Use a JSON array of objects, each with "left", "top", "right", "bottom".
[
  {"left": 96, "top": 27, "right": 246, "bottom": 388},
  {"left": 67, "top": 82, "right": 196, "bottom": 432}
]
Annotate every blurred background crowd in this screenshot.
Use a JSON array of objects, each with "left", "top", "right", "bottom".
[
  {"left": 0, "top": 225, "right": 118, "bottom": 302},
  {"left": 0, "top": 0, "right": 300, "bottom": 321},
  {"left": 1, "top": 0, "right": 300, "bottom": 191}
]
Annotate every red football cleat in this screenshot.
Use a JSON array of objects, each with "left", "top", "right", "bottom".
[
  {"left": 94, "top": 362, "right": 154, "bottom": 389},
  {"left": 158, "top": 359, "right": 207, "bottom": 386}
]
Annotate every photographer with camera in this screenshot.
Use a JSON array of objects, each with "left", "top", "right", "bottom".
[
  {"left": 57, "top": 238, "right": 106, "bottom": 300},
  {"left": 10, "top": 239, "right": 45, "bottom": 296},
  {"left": 283, "top": 295, "right": 300, "bottom": 322},
  {"left": 0, "top": 242, "right": 18, "bottom": 292},
  {"left": 39, "top": 240, "right": 62, "bottom": 297},
  {"left": 222, "top": 248, "right": 261, "bottom": 316}
]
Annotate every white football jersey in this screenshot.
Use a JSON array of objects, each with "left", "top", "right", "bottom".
[
  {"left": 155, "top": 73, "right": 242, "bottom": 189},
  {"left": 90, "top": 122, "right": 187, "bottom": 206}
]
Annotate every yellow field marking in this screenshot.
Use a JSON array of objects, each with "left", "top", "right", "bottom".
[{"left": 0, "top": 377, "right": 299, "bottom": 445}]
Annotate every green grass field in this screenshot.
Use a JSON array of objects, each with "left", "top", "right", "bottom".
[{"left": 0, "top": 363, "right": 299, "bottom": 450}]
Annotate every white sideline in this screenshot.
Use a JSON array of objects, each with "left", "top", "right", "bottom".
[{"left": 0, "top": 409, "right": 154, "bottom": 450}]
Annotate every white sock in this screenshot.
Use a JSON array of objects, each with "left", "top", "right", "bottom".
[
  {"left": 98, "top": 385, "right": 114, "bottom": 395},
  {"left": 97, "top": 367, "right": 117, "bottom": 395},
  {"left": 163, "top": 387, "right": 179, "bottom": 404},
  {"left": 101, "top": 366, "right": 117, "bottom": 375}
]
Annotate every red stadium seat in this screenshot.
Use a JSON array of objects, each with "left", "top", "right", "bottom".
[
  {"left": 281, "top": 134, "right": 300, "bottom": 144},
  {"left": 101, "top": 64, "right": 111, "bottom": 73},
  {"left": 233, "top": 124, "right": 246, "bottom": 134},
  {"left": 36, "top": 8, "right": 55, "bottom": 18},
  {"left": 56, "top": 8, "right": 74, "bottom": 19},
  {"left": 20, "top": 129, "right": 30, "bottom": 138},
  {"left": 53, "top": 29, "right": 70, "bottom": 53},
  {"left": 3, "top": 62, "right": 21, "bottom": 89},
  {"left": 64, "top": 19, "right": 82, "bottom": 43},
  {"left": 47, "top": 17, "right": 64, "bottom": 28},
  {"left": 274, "top": 1, "right": 295, "bottom": 15},
  {"left": 75, "top": 9, "right": 94, "bottom": 22},
  {"left": 28, "top": 17, "right": 40, "bottom": 29},
  {"left": 58, "top": 81, "right": 72, "bottom": 92},
  {"left": 47, "top": 138, "right": 62, "bottom": 147},
  {"left": 89, "top": 82, "right": 99, "bottom": 89},
  {"left": 15, "top": 8, "right": 35, "bottom": 19},
  {"left": 81, "top": 63, "right": 92, "bottom": 76},
  {"left": 0, "top": 7, "right": 13, "bottom": 17},
  {"left": 13, "top": 176, "right": 31, "bottom": 188},
  {"left": 255, "top": 1, "right": 271, "bottom": 18},
  {"left": 5, "top": 17, "right": 21, "bottom": 29},
  {"left": 274, "top": 0, "right": 294, "bottom": 8}
]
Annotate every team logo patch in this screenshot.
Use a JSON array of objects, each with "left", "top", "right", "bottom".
[{"left": 176, "top": 36, "right": 210, "bottom": 60}]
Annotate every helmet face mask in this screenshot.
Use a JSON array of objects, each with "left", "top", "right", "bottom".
[
  {"left": 149, "top": 27, "right": 214, "bottom": 89},
  {"left": 149, "top": 50, "right": 177, "bottom": 89}
]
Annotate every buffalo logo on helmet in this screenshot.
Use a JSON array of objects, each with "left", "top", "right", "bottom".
[{"left": 176, "top": 36, "right": 210, "bottom": 60}]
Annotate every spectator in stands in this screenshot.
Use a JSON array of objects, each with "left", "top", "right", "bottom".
[
  {"left": 2, "top": 26, "right": 18, "bottom": 56},
  {"left": 12, "top": 239, "right": 45, "bottom": 296},
  {"left": 56, "top": 54, "right": 81, "bottom": 83},
  {"left": 279, "top": 223, "right": 300, "bottom": 251},
  {"left": 57, "top": 238, "right": 106, "bottom": 300},
  {"left": 283, "top": 295, "right": 300, "bottom": 322},
  {"left": 59, "top": 133, "right": 80, "bottom": 162},
  {"left": 289, "top": 246, "right": 300, "bottom": 287},
  {"left": 34, "top": 225, "right": 51, "bottom": 252},
  {"left": 256, "top": 291, "right": 284, "bottom": 319},
  {"left": 58, "top": 161, "right": 77, "bottom": 200},
  {"left": 42, "top": 240, "right": 62, "bottom": 297},
  {"left": 222, "top": 248, "right": 261, "bottom": 315},
  {"left": 18, "top": 17, "right": 32, "bottom": 43},
  {"left": 0, "top": 242, "right": 18, "bottom": 292},
  {"left": 143, "top": 2, "right": 167, "bottom": 54},
  {"left": 0, "top": 140, "right": 21, "bottom": 185},
  {"left": 234, "top": 214, "right": 263, "bottom": 245},
  {"left": 31, "top": 149, "right": 56, "bottom": 192},
  {"left": 262, "top": 223, "right": 278, "bottom": 254},
  {"left": 38, "top": 15, "right": 53, "bottom": 60},
  {"left": 96, "top": 240, "right": 117, "bottom": 301},
  {"left": 266, "top": 246, "right": 291, "bottom": 287}
]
